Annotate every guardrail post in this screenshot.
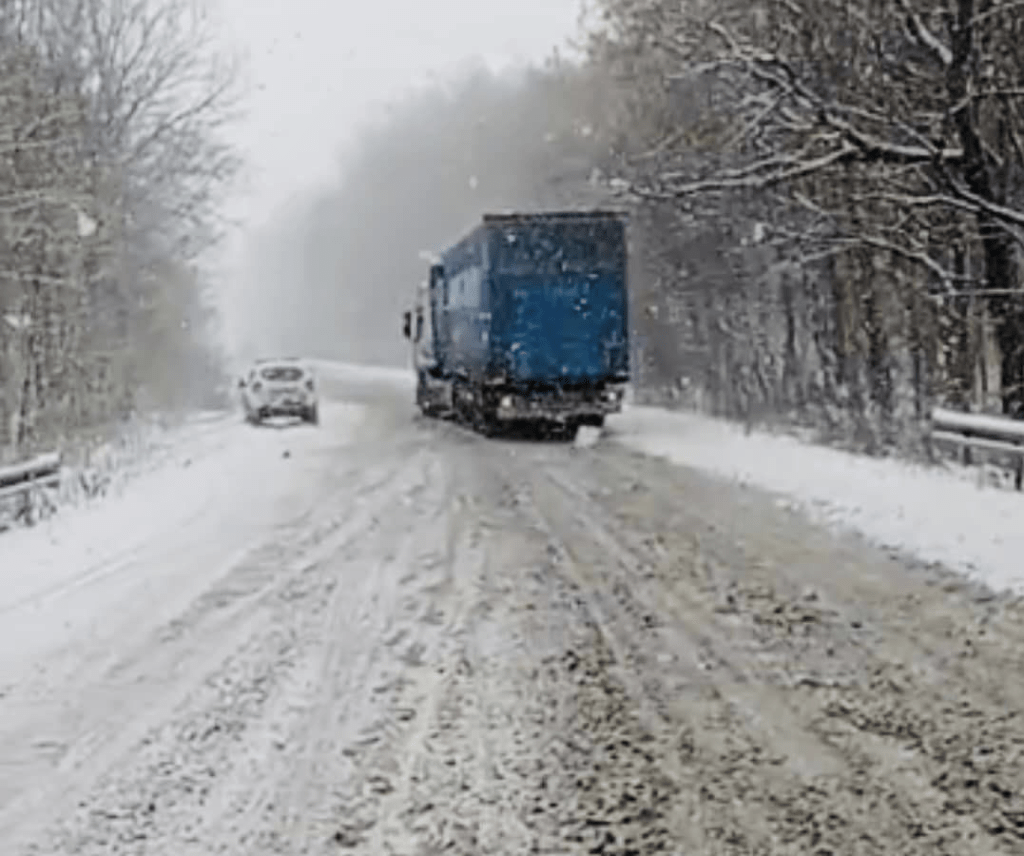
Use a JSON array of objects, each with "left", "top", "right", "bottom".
[
  {"left": 0, "top": 451, "right": 62, "bottom": 528},
  {"left": 930, "top": 407, "right": 1024, "bottom": 492}
]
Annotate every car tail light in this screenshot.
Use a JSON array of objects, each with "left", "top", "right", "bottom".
[{"left": 305, "top": 378, "right": 314, "bottom": 391}]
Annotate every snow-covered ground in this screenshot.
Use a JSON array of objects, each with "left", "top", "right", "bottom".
[
  {"left": 3, "top": 367, "right": 1024, "bottom": 853},
  {"left": 307, "top": 361, "right": 1024, "bottom": 595},
  {"left": 0, "top": 402, "right": 366, "bottom": 684},
  {"left": 609, "top": 406, "right": 1024, "bottom": 595},
  {"left": 8, "top": 359, "right": 1021, "bottom": 599}
]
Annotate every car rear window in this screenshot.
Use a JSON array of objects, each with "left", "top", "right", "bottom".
[{"left": 260, "top": 366, "right": 304, "bottom": 382}]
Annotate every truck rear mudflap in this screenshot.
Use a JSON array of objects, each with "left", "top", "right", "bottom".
[{"left": 494, "top": 386, "right": 625, "bottom": 422}]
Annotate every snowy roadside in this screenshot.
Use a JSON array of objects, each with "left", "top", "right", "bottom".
[
  {"left": 608, "top": 405, "right": 1024, "bottom": 595},
  {"left": 0, "top": 409, "right": 237, "bottom": 532},
  {"left": 0, "top": 403, "right": 364, "bottom": 612},
  {"left": 66, "top": 409, "right": 239, "bottom": 501},
  {"left": 0, "top": 401, "right": 372, "bottom": 701},
  {"left": 0, "top": 409, "right": 239, "bottom": 579}
]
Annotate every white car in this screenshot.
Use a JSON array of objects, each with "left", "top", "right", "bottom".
[{"left": 239, "top": 358, "right": 319, "bottom": 425}]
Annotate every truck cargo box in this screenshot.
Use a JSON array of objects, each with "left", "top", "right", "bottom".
[
  {"left": 404, "top": 209, "right": 631, "bottom": 432},
  {"left": 437, "top": 211, "right": 628, "bottom": 384}
]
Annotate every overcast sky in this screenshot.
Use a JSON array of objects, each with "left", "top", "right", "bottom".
[
  {"left": 214, "top": 0, "right": 584, "bottom": 225},
  {"left": 208, "top": 0, "right": 584, "bottom": 352}
]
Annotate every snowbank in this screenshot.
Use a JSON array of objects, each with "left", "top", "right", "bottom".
[
  {"left": 0, "top": 400, "right": 367, "bottom": 681},
  {"left": 0, "top": 412, "right": 244, "bottom": 588},
  {"left": 0, "top": 403, "right": 363, "bottom": 597},
  {"left": 609, "top": 406, "right": 1024, "bottom": 595},
  {"left": 0, "top": 410, "right": 234, "bottom": 532},
  {"left": 66, "top": 409, "right": 237, "bottom": 500}
]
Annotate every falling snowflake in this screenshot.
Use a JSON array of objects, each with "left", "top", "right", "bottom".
[{"left": 77, "top": 209, "right": 98, "bottom": 238}]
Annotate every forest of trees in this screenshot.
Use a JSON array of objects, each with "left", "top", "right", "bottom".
[
  {"left": 0, "top": 0, "right": 238, "bottom": 461},
  {"left": 2, "top": 0, "right": 1019, "bottom": 460},
  {"left": 235, "top": 0, "right": 1024, "bottom": 454},
  {"left": 587, "top": 0, "right": 1024, "bottom": 451}
]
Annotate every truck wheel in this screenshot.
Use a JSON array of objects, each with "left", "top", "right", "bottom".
[
  {"left": 581, "top": 414, "right": 605, "bottom": 429},
  {"left": 418, "top": 395, "right": 438, "bottom": 418},
  {"left": 452, "top": 382, "right": 471, "bottom": 425},
  {"left": 561, "top": 420, "right": 582, "bottom": 441},
  {"left": 475, "top": 408, "right": 500, "bottom": 438}
]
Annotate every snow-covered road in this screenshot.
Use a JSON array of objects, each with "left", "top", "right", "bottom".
[{"left": 2, "top": 371, "right": 1024, "bottom": 855}]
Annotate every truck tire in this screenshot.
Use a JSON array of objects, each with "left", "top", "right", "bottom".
[
  {"left": 452, "top": 380, "right": 472, "bottom": 426},
  {"left": 415, "top": 373, "right": 432, "bottom": 416},
  {"left": 581, "top": 414, "right": 605, "bottom": 429},
  {"left": 558, "top": 420, "right": 581, "bottom": 441},
  {"left": 474, "top": 407, "right": 500, "bottom": 438}
]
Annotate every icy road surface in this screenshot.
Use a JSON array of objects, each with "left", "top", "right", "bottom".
[{"left": 3, "top": 382, "right": 1024, "bottom": 855}]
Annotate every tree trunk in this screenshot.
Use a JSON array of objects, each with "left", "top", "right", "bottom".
[
  {"left": 978, "top": 228, "right": 1024, "bottom": 416},
  {"left": 780, "top": 273, "right": 802, "bottom": 408},
  {"left": 864, "top": 281, "right": 893, "bottom": 425}
]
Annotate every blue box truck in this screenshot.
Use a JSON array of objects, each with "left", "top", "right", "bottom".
[{"left": 401, "top": 210, "right": 630, "bottom": 435}]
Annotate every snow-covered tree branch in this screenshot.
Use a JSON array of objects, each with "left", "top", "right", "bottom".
[
  {"left": 586, "top": 0, "right": 1024, "bottom": 435},
  {"left": 0, "top": 0, "right": 242, "bottom": 456}
]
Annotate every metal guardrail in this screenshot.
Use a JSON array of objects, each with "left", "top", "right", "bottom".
[
  {"left": 0, "top": 451, "right": 62, "bottom": 524},
  {"left": 930, "top": 407, "right": 1024, "bottom": 490}
]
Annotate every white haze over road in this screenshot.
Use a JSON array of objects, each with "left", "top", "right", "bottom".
[{"left": 209, "top": 0, "right": 584, "bottom": 356}]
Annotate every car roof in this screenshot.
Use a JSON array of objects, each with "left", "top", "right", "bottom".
[{"left": 253, "top": 357, "right": 308, "bottom": 368}]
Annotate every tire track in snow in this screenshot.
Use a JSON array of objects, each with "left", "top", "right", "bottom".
[
  {"left": 580, "top": 449, "right": 1024, "bottom": 853},
  {"left": 0, "top": 445, "right": 431, "bottom": 854},
  {"left": 525, "top": 447, "right": 1014, "bottom": 854},
  {"left": 249, "top": 457, "right": 450, "bottom": 855}
]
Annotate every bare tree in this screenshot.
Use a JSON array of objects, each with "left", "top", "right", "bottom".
[
  {"left": 0, "top": 0, "right": 242, "bottom": 458},
  {"left": 586, "top": 0, "right": 1024, "bottom": 445}
]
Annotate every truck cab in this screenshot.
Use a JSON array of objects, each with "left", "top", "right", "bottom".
[{"left": 402, "top": 267, "right": 451, "bottom": 417}]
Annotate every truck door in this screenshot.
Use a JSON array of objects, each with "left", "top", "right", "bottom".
[{"left": 429, "top": 263, "right": 448, "bottom": 359}]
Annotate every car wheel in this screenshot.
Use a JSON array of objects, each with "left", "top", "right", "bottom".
[{"left": 305, "top": 406, "right": 319, "bottom": 425}]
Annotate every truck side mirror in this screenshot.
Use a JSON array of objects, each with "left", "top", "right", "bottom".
[{"left": 402, "top": 311, "right": 412, "bottom": 339}]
